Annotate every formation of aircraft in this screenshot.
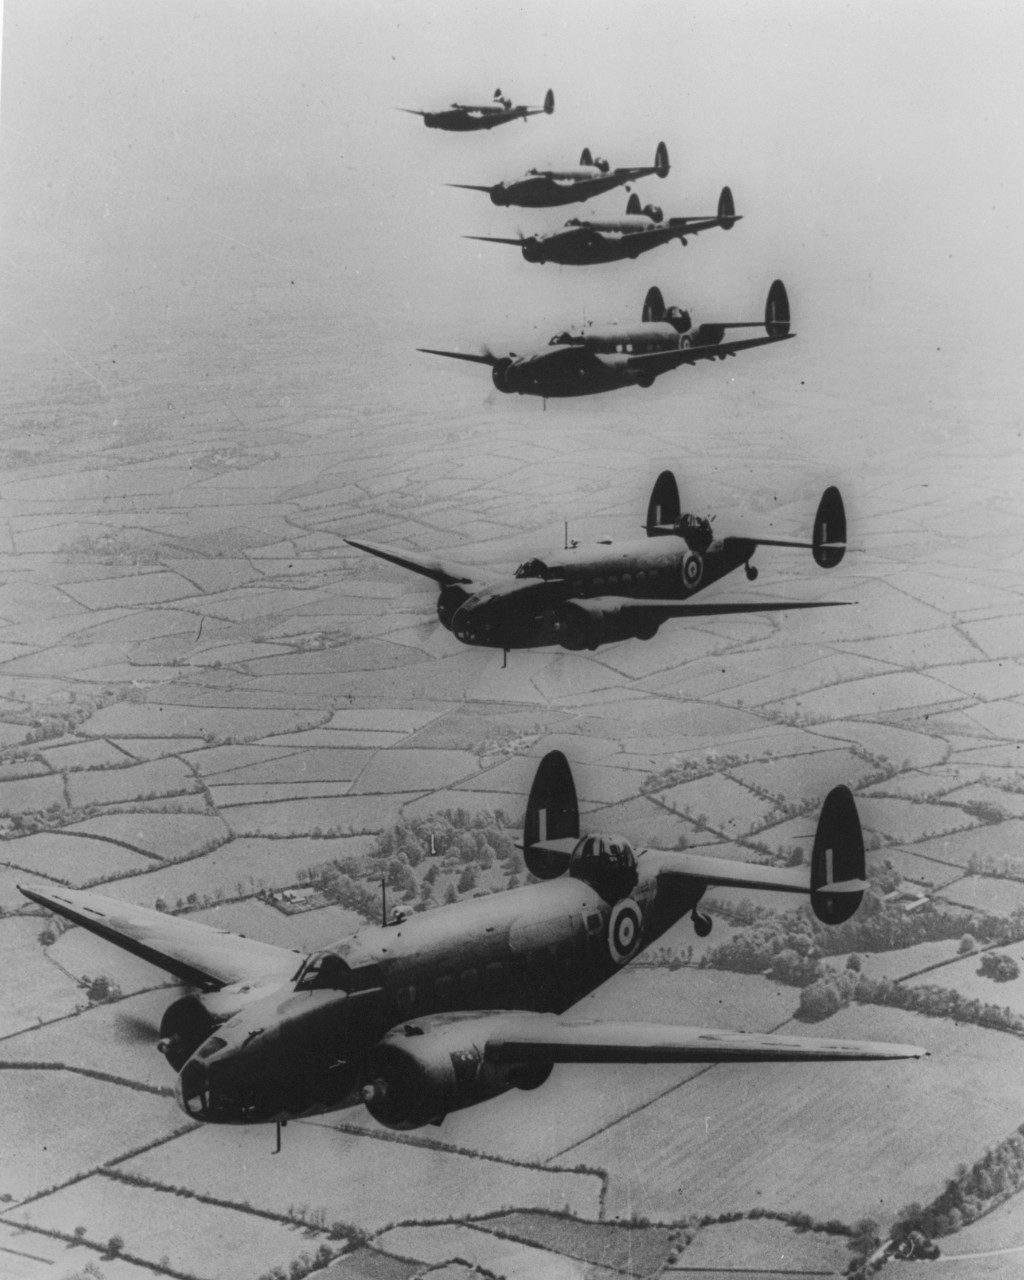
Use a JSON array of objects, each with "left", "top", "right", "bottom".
[
  {"left": 466, "top": 188, "right": 739, "bottom": 266},
  {"left": 401, "top": 87, "right": 555, "bottom": 131},
  {"left": 345, "top": 472, "right": 847, "bottom": 656},
  {"left": 419, "top": 278, "right": 792, "bottom": 398},
  {"left": 19, "top": 751, "right": 923, "bottom": 1132},
  {"left": 449, "top": 142, "right": 669, "bottom": 207}
]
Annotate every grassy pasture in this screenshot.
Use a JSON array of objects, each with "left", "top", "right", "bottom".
[
  {"left": 221, "top": 792, "right": 424, "bottom": 837},
  {"left": 122, "top": 1124, "right": 601, "bottom": 1233},
  {"left": 0, "top": 774, "right": 65, "bottom": 818},
  {"left": 905, "top": 942, "right": 1024, "bottom": 1015},
  {"left": 0, "top": 917, "right": 85, "bottom": 1036},
  {"left": 8, "top": 1175, "right": 335, "bottom": 1280},
  {"left": 904, "top": 820, "right": 1024, "bottom": 871},
  {"left": 937, "top": 877, "right": 1024, "bottom": 915},
  {"left": 480, "top": 1211, "right": 677, "bottom": 1275},
  {"left": 680, "top": 1219, "right": 848, "bottom": 1271},
  {"left": 658, "top": 774, "right": 779, "bottom": 839},
  {"left": 65, "top": 812, "right": 228, "bottom": 860},
  {"left": 39, "top": 739, "right": 132, "bottom": 770},
  {"left": 0, "top": 1071, "right": 180, "bottom": 1202},
  {"left": 375, "top": 1224, "right": 590, "bottom": 1280},
  {"left": 66, "top": 759, "right": 200, "bottom": 810},
  {"left": 856, "top": 797, "right": 980, "bottom": 844},
  {"left": 569, "top": 1005, "right": 1024, "bottom": 1224},
  {"left": 2, "top": 833, "right": 151, "bottom": 884}
]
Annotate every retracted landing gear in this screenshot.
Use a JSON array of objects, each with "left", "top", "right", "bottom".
[
  {"left": 744, "top": 562, "right": 758, "bottom": 581},
  {"left": 691, "top": 908, "right": 713, "bottom": 938}
]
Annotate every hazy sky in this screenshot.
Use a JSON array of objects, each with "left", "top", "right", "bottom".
[{"left": 2, "top": 0, "right": 1023, "bottom": 419}]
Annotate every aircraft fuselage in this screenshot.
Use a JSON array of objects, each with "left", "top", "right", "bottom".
[
  {"left": 174, "top": 858, "right": 705, "bottom": 1126},
  {"left": 491, "top": 166, "right": 654, "bottom": 207},
  {"left": 425, "top": 105, "right": 530, "bottom": 131},
  {"left": 439, "top": 534, "right": 756, "bottom": 651}
]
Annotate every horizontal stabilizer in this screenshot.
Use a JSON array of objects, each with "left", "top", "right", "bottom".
[{"left": 446, "top": 183, "right": 495, "bottom": 194}]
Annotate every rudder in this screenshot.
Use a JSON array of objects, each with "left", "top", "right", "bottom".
[
  {"left": 580, "top": 147, "right": 594, "bottom": 166},
  {"left": 543, "top": 88, "right": 555, "bottom": 115},
  {"left": 654, "top": 141, "right": 669, "bottom": 178},
  {"left": 524, "top": 751, "right": 579, "bottom": 880},
  {"left": 642, "top": 285, "right": 666, "bottom": 323},
  {"left": 646, "top": 470, "right": 681, "bottom": 534},
  {"left": 718, "top": 186, "right": 736, "bottom": 229},
  {"left": 813, "top": 486, "right": 846, "bottom": 568},
  {"left": 810, "top": 785, "right": 866, "bottom": 924},
  {"left": 765, "top": 279, "right": 790, "bottom": 337}
]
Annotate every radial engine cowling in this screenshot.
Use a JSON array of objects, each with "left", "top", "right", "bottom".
[
  {"left": 361, "top": 1016, "right": 551, "bottom": 1130},
  {"left": 491, "top": 358, "right": 515, "bottom": 393},
  {"left": 158, "top": 982, "right": 277, "bottom": 1072},
  {"left": 552, "top": 601, "right": 654, "bottom": 651},
  {"left": 437, "top": 584, "right": 472, "bottom": 629}
]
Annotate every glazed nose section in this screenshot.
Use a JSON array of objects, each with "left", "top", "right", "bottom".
[{"left": 174, "top": 1027, "right": 275, "bottom": 1124}]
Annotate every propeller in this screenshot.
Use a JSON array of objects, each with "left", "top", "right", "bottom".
[{"left": 114, "top": 1010, "right": 163, "bottom": 1043}]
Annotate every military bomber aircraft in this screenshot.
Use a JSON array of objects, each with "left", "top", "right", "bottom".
[
  {"left": 450, "top": 142, "right": 669, "bottom": 207},
  {"left": 467, "top": 188, "right": 739, "bottom": 266},
  {"left": 419, "top": 278, "right": 792, "bottom": 398},
  {"left": 346, "top": 472, "right": 847, "bottom": 656},
  {"left": 401, "top": 87, "right": 554, "bottom": 131},
  {"left": 20, "top": 751, "right": 923, "bottom": 1134}
]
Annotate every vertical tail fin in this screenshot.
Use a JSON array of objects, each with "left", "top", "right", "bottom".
[
  {"left": 765, "top": 279, "right": 790, "bottom": 337},
  {"left": 810, "top": 786, "right": 866, "bottom": 924},
  {"left": 524, "top": 751, "right": 578, "bottom": 880},
  {"left": 812, "top": 486, "right": 846, "bottom": 568},
  {"left": 543, "top": 88, "right": 555, "bottom": 115},
  {"left": 626, "top": 192, "right": 642, "bottom": 215},
  {"left": 642, "top": 286, "right": 666, "bottom": 323},
  {"left": 645, "top": 470, "right": 681, "bottom": 535},
  {"left": 717, "top": 186, "right": 737, "bottom": 229},
  {"left": 654, "top": 141, "right": 670, "bottom": 178},
  {"left": 580, "top": 147, "right": 594, "bottom": 166}
]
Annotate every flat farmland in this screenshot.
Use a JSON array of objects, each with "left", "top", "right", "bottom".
[
  {"left": 121, "top": 1124, "right": 602, "bottom": 1232},
  {"left": 905, "top": 942, "right": 1024, "bottom": 1013},
  {"left": 8, "top": 1175, "right": 336, "bottom": 1280},
  {"left": 1, "top": 832, "right": 152, "bottom": 883},
  {"left": 903, "top": 820, "right": 1024, "bottom": 871},
  {"left": 568, "top": 1005, "right": 1024, "bottom": 1223},
  {"left": 937, "top": 876, "right": 1024, "bottom": 915},
  {"left": 0, "top": 917, "right": 86, "bottom": 1035},
  {"left": 0, "top": 1070, "right": 181, "bottom": 1202},
  {"left": 657, "top": 774, "right": 780, "bottom": 838},
  {"left": 678, "top": 1220, "right": 847, "bottom": 1272},
  {"left": 65, "top": 812, "right": 229, "bottom": 860},
  {"left": 375, "top": 1224, "right": 591, "bottom": 1280}
]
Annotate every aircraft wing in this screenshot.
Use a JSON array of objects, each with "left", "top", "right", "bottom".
[
  {"left": 19, "top": 884, "right": 304, "bottom": 992},
  {"left": 345, "top": 537, "right": 480, "bottom": 587},
  {"left": 417, "top": 347, "right": 497, "bottom": 365},
  {"left": 598, "top": 332, "right": 794, "bottom": 378},
  {"left": 478, "top": 1012, "right": 926, "bottom": 1065},
  {"left": 578, "top": 594, "right": 851, "bottom": 618}
]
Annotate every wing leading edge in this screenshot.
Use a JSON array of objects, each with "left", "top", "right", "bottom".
[
  {"left": 20, "top": 884, "right": 303, "bottom": 991},
  {"left": 480, "top": 1013, "right": 926, "bottom": 1064}
]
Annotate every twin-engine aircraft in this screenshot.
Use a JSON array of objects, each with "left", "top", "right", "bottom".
[
  {"left": 402, "top": 87, "right": 555, "bottom": 131},
  {"left": 450, "top": 142, "right": 669, "bottom": 207},
  {"left": 467, "top": 188, "right": 739, "bottom": 266},
  {"left": 20, "top": 752, "right": 923, "bottom": 1133},
  {"left": 345, "top": 473, "right": 847, "bottom": 656},
  {"left": 419, "top": 278, "right": 792, "bottom": 399}
]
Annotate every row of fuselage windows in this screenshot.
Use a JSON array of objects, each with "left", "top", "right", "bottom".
[{"left": 536, "top": 563, "right": 677, "bottom": 593}]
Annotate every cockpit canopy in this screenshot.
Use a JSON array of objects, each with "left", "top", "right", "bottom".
[
  {"left": 514, "top": 557, "right": 551, "bottom": 579},
  {"left": 569, "top": 833, "right": 638, "bottom": 904},
  {"left": 676, "top": 513, "right": 714, "bottom": 553},
  {"left": 294, "top": 951, "right": 352, "bottom": 992}
]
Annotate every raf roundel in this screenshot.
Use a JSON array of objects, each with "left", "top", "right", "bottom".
[
  {"left": 682, "top": 551, "right": 703, "bottom": 589},
  {"left": 607, "top": 898, "right": 643, "bottom": 964}
]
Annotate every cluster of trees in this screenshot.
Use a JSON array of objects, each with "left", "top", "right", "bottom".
[
  {"left": 798, "top": 968, "right": 1024, "bottom": 1034},
  {"left": 966, "top": 850, "right": 1024, "bottom": 882},
  {"left": 701, "top": 868, "right": 1024, "bottom": 982},
  {"left": 894, "top": 1119, "right": 1024, "bottom": 1239},
  {"left": 978, "top": 952, "right": 1021, "bottom": 982},
  {"left": 299, "top": 808, "right": 524, "bottom": 920}
]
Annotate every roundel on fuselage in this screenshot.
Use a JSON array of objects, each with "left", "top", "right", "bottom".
[
  {"left": 681, "top": 551, "right": 703, "bottom": 589},
  {"left": 607, "top": 897, "right": 643, "bottom": 964}
]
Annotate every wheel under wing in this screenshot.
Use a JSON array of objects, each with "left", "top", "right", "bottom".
[{"left": 20, "top": 884, "right": 304, "bottom": 991}]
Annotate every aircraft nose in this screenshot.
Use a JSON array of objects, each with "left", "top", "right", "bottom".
[{"left": 176, "top": 1057, "right": 210, "bottom": 1119}]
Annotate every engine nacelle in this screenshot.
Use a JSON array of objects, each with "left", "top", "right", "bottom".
[
  {"left": 360, "top": 1016, "right": 552, "bottom": 1130},
  {"left": 691, "top": 323, "right": 725, "bottom": 347},
  {"left": 158, "top": 982, "right": 278, "bottom": 1072},
  {"left": 437, "top": 584, "right": 472, "bottom": 629},
  {"left": 491, "top": 358, "right": 515, "bottom": 392},
  {"left": 551, "top": 600, "right": 647, "bottom": 651}
]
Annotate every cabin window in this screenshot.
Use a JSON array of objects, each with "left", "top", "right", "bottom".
[
  {"left": 594, "top": 577, "right": 604, "bottom": 588},
  {"left": 435, "top": 975, "right": 452, "bottom": 1004},
  {"left": 460, "top": 968, "right": 479, "bottom": 993},
  {"left": 397, "top": 985, "right": 416, "bottom": 1008},
  {"left": 587, "top": 912, "right": 603, "bottom": 933},
  {"left": 483, "top": 961, "right": 504, "bottom": 989}
]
